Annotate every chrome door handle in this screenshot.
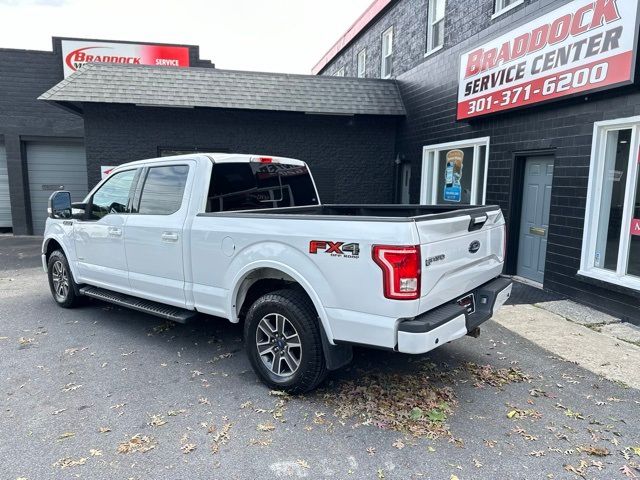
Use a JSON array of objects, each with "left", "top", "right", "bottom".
[
  {"left": 108, "top": 227, "right": 122, "bottom": 237},
  {"left": 162, "top": 232, "right": 179, "bottom": 242}
]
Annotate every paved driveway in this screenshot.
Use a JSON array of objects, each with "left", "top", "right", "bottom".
[{"left": 1, "top": 236, "right": 639, "bottom": 479}]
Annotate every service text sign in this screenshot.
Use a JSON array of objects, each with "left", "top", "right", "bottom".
[
  {"left": 457, "top": 0, "right": 639, "bottom": 120},
  {"left": 61, "top": 40, "right": 190, "bottom": 78}
]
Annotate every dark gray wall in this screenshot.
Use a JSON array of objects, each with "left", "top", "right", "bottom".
[
  {"left": 82, "top": 103, "right": 399, "bottom": 204},
  {"left": 320, "top": 0, "right": 640, "bottom": 322}
]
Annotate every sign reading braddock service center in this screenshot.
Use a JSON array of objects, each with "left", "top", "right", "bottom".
[
  {"left": 457, "top": 0, "right": 640, "bottom": 120},
  {"left": 61, "top": 40, "right": 190, "bottom": 78}
]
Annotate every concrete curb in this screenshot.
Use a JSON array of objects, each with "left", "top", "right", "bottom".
[{"left": 493, "top": 304, "right": 640, "bottom": 390}]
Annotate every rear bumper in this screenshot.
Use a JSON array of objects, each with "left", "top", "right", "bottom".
[{"left": 397, "top": 276, "right": 512, "bottom": 354}]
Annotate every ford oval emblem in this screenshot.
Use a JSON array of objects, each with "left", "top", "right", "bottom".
[{"left": 469, "top": 240, "right": 481, "bottom": 254}]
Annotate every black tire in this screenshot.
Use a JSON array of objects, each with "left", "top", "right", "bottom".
[
  {"left": 47, "top": 250, "right": 80, "bottom": 308},
  {"left": 244, "top": 288, "right": 327, "bottom": 394}
]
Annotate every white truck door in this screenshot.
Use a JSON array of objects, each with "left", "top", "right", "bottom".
[
  {"left": 124, "top": 164, "right": 192, "bottom": 308},
  {"left": 74, "top": 168, "right": 138, "bottom": 290}
]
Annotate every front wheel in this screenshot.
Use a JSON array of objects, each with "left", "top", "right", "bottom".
[
  {"left": 244, "top": 289, "right": 327, "bottom": 394},
  {"left": 47, "top": 250, "right": 80, "bottom": 308}
]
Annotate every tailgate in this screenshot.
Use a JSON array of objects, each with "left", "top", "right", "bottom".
[{"left": 416, "top": 207, "right": 505, "bottom": 312}]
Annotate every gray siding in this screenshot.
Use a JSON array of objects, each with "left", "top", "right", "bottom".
[
  {"left": 26, "top": 142, "right": 87, "bottom": 235},
  {"left": 0, "top": 144, "right": 11, "bottom": 228}
]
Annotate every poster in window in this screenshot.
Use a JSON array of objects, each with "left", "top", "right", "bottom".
[{"left": 443, "top": 150, "right": 464, "bottom": 203}]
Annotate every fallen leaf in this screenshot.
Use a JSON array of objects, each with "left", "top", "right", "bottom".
[
  {"left": 62, "top": 383, "right": 82, "bottom": 392},
  {"left": 18, "top": 337, "right": 35, "bottom": 347},
  {"left": 579, "top": 445, "right": 610, "bottom": 457},
  {"left": 167, "top": 409, "right": 186, "bottom": 417},
  {"left": 297, "top": 459, "right": 310, "bottom": 469},
  {"left": 211, "top": 423, "right": 232, "bottom": 454},
  {"left": 620, "top": 465, "right": 638, "bottom": 479},
  {"left": 181, "top": 443, "right": 196, "bottom": 454},
  {"left": 57, "top": 432, "right": 76, "bottom": 440},
  {"left": 53, "top": 457, "right": 86, "bottom": 469},
  {"left": 117, "top": 434, "right": 156, "bottom": 454},
  {"left": 89, "top": 449, "right": 102, "bottom": 456},
  {"left": 257, "top": 422, "right": 275, "bottom": 432},
  {"left": 98, "top": 427, "right": 111, "bottom": 433},
  {"left": 147, "top": 414, "right": 167, "bottom": 427},
  {"left": 392, "top": 439, "right": 405, "bottom": 450}
]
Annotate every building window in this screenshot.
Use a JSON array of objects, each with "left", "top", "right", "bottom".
[
  {"left": 420, "top": 137, "right": 489, "bottom": 205},
  {"left": 426, "top": 0, "right": 446, "bottom": 54},
  {"left": 381, "top": 27, "right": 393, "bottom": 79},
  {"left": 334, "top": 67, "right": 345, "bottom": 77},
  {"left": 357, "top": 49, "right": 367, "bottom": 78},
  {"left": 493, "top": 0, "right": 524, "bottom": 18},
  {"left": 580, "top": 117, "right": 640, "bottom": 291}
]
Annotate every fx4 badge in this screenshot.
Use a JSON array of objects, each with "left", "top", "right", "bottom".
[
  {"left": 309, "top": 241, "right": 360, "bottom": 259},
  {"left": 425, "top": 254, "right": 446, "bottom": 267}
]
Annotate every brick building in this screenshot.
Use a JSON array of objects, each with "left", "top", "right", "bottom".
[{"left": 315, "top": 0, "right": 640, "bottom": 321}]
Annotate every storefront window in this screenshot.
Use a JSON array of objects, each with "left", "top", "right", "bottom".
[
  {"left": 594, "top": 129, "right": 631, "bottom": 271},
  {"left": 628, "top": 169, "right": 640, "bottom": 278},
  {"left": 420, "top": 137, "right": 489, "bottom": 206},
  {"left": 580, "top": 118, "right": 640, "bottom": 290}
]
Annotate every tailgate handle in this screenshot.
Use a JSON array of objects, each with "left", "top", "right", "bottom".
[{"left": 468, "top": 214, "right": 488, "bottom": 232}]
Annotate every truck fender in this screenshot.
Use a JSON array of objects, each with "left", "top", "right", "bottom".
[
  {"left": 228, "top": 259, "right": 352, "bottom": 370},
  {"left": 42, "top": 228, "right": 79, "bottom": 280},
  {"left": 225, "top": 242, "right": 337, "bottom": 341}
]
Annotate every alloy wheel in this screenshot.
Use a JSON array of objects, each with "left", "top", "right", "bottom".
[{"left": 255, "top": 313, "right": 302, "bottom": 377}]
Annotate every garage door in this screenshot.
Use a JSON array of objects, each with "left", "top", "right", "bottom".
[
  {"left": 0, "top": 144, "right": 11, "bottom": 229},
  {"left": 27, "top": 142, "right": 88, "bottom": 235}
]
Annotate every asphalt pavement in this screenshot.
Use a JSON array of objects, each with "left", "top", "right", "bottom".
[{"left": 1, "top": 235, "right": 639, "bottom": 480}]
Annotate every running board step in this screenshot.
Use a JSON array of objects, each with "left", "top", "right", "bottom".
[{"left": 79, "top": 286, "right": 196, "bottom": 323}]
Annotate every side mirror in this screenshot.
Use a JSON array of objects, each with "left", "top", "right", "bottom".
[{"left": 48, "top": 191, "right": 72, "bottom": 219}]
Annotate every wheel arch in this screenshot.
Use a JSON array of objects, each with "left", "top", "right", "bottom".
[
  {"left": 229, "top": 262, "right": 335, "bottom": 344},
  {"left": 42, "top": 235, "right": 80, "bottom": 284}
]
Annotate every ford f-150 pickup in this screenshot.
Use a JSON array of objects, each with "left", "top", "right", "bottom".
[{"left": 42, "top": 153, "right": 512, "bottom": 392}]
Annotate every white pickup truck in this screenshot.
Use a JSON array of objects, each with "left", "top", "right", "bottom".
[{"left": 43, "top": 153, "right": 511, "bottom": 392}]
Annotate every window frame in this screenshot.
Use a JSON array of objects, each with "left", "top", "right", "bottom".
[
  {"left": 579, "top": 116, "right": 640, "bottom": 291},
  {"left": 426, "top": 0, "right": 446, "bottom": 56},
  {"left": 492, "top": 0, "right": 524, "bottom": 19},
  {"left": 86, "top": 168, "right": 139, "bottom": 220},
  {"left": 381, "top": 26, "right": 394, "bottom": 79},
  {"left": 135, "top": 164, "right": 192, "bottom": 216},
  {"left": 357, "top": 48, "right": 367, "bottom": 78},
  {"left": 420, "top": 137, "right": 490, "bottom": 206},
  {"left": 334, "top": 67, "right": 345, "bottom": 77}
]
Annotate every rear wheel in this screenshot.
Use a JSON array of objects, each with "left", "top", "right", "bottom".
[
  {"left": 47, "top": 250, "right": 80, "bottom": 308},
  {"left": 244, "top": 289, "right": 327, "bottom": 393}
]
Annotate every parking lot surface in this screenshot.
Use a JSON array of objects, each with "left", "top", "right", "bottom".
[{"left": 1, "top": 236, "right": 639, "bottom": 479}]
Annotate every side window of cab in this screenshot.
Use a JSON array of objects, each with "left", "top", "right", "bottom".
[{"left": 89, "top": 169, "right": 137, "bottom": 220}]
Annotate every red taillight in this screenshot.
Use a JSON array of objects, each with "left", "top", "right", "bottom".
[
  {"left": 258, "top": 157, "right": 273, "bottom": 163},
  {"left": 372, "top": 245, "right": 421, "bottom": 300}
]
